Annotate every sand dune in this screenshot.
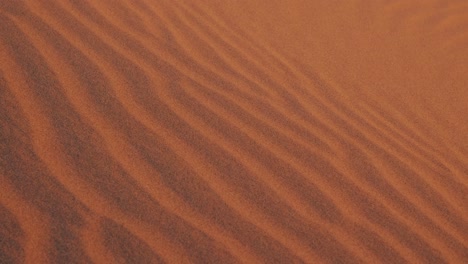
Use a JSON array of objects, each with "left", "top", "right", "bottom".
[{"left": 0, "top": 0, "right": 467, "bottom": 263}]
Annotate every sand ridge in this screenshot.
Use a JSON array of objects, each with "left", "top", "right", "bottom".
[{"left": 0, "top": 0, "right": 467, "bottom": 263}]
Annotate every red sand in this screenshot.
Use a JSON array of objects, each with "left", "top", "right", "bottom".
[{"left": 0, "top": 0, "right": 467, "bottom": 263}]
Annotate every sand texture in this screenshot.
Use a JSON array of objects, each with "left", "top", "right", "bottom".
[{"left": 1, "top": 0, "right": 467, "bottom": 263}]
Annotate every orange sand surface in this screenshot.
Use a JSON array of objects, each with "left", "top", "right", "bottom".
[{"left": 1, "top": 0, "right": 467, "bottom": 263}]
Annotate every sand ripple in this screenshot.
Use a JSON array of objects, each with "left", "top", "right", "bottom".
[{"left": 1, "top": 0, "right": 467, "bottom": 263}]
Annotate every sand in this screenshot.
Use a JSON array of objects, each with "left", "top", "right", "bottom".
[{"left": 0, "top": 0, "right": 467, "bottom": 263}]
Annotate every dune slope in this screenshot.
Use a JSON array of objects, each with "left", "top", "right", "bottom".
[{"left": 0, "top": 0, "right": 467, "bottom": 263}]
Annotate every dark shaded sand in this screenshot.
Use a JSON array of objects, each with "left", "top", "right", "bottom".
[{"left": 0, "top": 0, "right": 467, "bottom": 263}]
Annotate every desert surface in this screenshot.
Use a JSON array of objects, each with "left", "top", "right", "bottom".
[{"left": 0, "top": 0, "right": 467, "bottom": 263}]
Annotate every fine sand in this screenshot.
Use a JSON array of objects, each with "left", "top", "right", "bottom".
[{"left": 1, "top": 0, "right": 467, "bottom": 263}]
